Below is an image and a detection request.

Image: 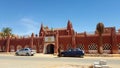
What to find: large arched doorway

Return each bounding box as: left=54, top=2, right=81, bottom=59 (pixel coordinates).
left=46, top=44, right=54, bottom=54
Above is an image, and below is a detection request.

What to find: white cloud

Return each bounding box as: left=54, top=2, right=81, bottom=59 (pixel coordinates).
left=17, top=18, right=40, bottom=35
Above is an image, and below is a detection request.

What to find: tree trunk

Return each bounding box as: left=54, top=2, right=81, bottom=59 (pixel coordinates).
left=98, top=34, right=103, bottom=54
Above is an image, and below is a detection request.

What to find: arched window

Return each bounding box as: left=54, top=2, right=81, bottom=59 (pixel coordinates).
left=39, top=45, right=42, bottom=53
left=76, top=44, right=84, bottom=50
left=117, top=43, right=120, bottom=53
left=39, top=45, right=42, bottom=49
left=88, top=43, right=98, bottom=54
left=103, top=43, right=111, bottom=54
left=24, top=45, right=29, bottom=48
left=17, top=45, right=22, bottom=50
left=67, top=44, right=72, bottom=50
left=10, top=45, right=15, bottom=52
left=0, top=45, right=2, bottom=52
left=117, top=43, right=120, bottom=49
left=33, top=45, right=37, bottom=52
left=33, top=45, right=36, bottom=50
left=59, top=44, right=64, bottom=52
left=1, top=45, right=5, bottom=52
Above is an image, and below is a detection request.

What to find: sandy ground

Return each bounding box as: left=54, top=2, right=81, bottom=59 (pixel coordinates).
left=0, top=52, right=120, bottom=68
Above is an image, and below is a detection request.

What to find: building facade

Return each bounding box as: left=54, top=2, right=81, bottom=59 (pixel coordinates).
left=0, top=20, right=120, bottom=54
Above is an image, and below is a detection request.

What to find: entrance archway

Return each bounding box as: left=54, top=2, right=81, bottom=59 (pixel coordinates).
left=46, top=44, right=54, bottom=54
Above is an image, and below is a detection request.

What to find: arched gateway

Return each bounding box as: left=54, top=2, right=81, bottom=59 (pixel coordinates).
left=46, top=44, right=54, bottom=54
left=43, top=44, right=55, bottom=54
left=43, top=35, right=56, bottom=54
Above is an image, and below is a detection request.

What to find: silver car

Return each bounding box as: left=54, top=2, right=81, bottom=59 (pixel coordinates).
left=15, top=48, right=35, bottom=56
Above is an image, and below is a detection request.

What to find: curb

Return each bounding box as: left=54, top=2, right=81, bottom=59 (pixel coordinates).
left=85, top=54, right=120, bottom=57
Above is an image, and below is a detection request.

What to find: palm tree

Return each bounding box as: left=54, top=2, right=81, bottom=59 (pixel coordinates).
left=0, top=27, right=12, bottom=52
left=96, top=22, right=104, bottom=54
left=0, top=27, right=12, bottom=38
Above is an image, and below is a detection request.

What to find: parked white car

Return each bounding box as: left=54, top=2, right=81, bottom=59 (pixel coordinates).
left=15, top=48, right=35, bottom=56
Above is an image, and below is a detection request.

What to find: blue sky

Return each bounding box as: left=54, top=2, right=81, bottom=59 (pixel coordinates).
left=0, top=0, right=120, bottom=36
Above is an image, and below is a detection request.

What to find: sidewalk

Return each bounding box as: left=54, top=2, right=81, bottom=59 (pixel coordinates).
left=0, top=52, right=15, bottom=56
left=35, top=53, right=57, bottom=57
left=85, top=54, right=120, bottom=57
left=0, top=52, right=57, bottom=57
left=0, top=52, right=120, bottom=57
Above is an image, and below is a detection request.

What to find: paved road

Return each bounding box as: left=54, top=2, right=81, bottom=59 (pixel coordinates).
left=0, top=54, right=120, bottom=68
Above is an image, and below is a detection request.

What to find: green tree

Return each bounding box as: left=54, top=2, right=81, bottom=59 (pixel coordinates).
left=0, top=27, right=12, bottom=38
left=0, top=27, right=13, bottom=52
left=96, top=22, right=104, bottom=54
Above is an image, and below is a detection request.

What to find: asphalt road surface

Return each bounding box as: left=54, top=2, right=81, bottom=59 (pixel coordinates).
left=0, top=54, right=120, bottom=68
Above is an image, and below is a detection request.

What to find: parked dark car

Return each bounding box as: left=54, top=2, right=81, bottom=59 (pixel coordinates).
left=60, top=48, right=84, bottom=57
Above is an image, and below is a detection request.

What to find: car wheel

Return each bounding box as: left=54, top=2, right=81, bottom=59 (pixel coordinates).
left=26, top=53, right=30, bottom=56
left=80, top=55, right=84, bottom=58
left=31, top=54, right=34, bottom=56
left=61, top=54, right=64, bottom=57
left=15, top=53, right=19, bottom=56
left=57, top=53, right=62, bottom=57
left=76, top=55, right=79, bottom=57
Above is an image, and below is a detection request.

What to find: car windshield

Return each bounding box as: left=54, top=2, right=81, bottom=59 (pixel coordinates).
left=75, top=48, right=81, bottom=51
left=19, top=49, right=24, bottom=51
left=25, top=49, right=28, bottom=51
left=67, top=48, right=82, bottom=52
left=68, top=49, right=73, bottom=51
left=68, top=49, right=72, bottom=51
left=29, top=48, right=32, bottom=50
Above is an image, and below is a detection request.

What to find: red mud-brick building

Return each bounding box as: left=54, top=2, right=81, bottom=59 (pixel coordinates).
left=0, top=20, right=120, bottom=54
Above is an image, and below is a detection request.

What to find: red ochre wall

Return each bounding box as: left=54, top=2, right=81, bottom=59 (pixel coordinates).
left=0, top=21, right=120, bottom=54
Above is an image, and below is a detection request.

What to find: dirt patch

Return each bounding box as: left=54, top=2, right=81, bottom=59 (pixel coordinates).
left=49, top=64, right=90, bottom=68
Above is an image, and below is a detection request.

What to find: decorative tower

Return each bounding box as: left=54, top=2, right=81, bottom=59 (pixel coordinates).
left=30, top=33, right=34, bottom=49
left=67, top=20, right=73, bottom=35
left=39, top=23, right=44, bottom=37
left=67, top=20, right=76, bottom=48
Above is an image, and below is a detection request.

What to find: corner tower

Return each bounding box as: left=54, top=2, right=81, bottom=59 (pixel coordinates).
left=39, top=23, right=44, bottom=37
left=67, top=20, right=74, bottom=35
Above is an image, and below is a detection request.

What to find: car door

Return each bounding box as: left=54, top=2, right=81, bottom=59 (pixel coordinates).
left=23, top=49, right=28, bottom=55
left=75, top=49, right=80, bottom=56
left=76, top=48, right=84, bottom=56
left=17, top=49, right=23, bottom=55
left=72, top=49, right=77, bottom=57
left=67, top=49, right=72, bottom=56
left=68, top=49, right=74, bottom=57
